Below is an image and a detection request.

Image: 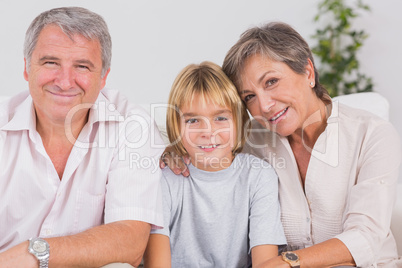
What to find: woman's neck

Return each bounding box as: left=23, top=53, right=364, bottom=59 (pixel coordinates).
left=289, top=99, right=331, bottom=149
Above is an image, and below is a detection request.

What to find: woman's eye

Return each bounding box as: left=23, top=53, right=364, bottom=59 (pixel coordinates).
left=266, top=78, right=278, bottom=87
left=185, top=118, right=198, bottom=124
left=244, top=94, right=255, bottom=103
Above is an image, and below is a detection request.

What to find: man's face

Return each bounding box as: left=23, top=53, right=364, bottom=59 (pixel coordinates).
left=24, top=24, right=110, bottom=125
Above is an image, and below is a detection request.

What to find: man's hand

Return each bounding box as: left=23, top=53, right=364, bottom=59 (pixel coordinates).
left=0, top=220, right=150, bottom=268
left=0, top=241, right=38, bottom=268
left=159, top=147, right=191, bottom=177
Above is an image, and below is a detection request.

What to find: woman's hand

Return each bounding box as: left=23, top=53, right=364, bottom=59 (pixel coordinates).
left=159, top=146, right=191, bottom=177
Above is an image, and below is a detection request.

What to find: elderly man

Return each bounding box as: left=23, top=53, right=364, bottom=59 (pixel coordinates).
left=0, top=7, right=163, bottom=268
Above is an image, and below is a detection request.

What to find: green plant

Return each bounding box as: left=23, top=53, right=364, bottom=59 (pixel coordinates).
left=311, top=0, right=373, bottom=97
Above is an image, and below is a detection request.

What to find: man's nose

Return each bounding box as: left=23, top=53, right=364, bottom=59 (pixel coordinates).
left=55, top=67, right=74, bottom=90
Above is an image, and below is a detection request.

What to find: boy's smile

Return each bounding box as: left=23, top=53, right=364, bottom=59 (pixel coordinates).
left=180, top=95, right=236, bottom=172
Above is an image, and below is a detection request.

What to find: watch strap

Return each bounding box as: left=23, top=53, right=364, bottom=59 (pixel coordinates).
left=39, top=257, right=49, bottom=268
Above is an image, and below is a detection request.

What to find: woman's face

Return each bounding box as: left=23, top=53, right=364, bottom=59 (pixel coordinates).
left=239, top=54, right=317, bottom=137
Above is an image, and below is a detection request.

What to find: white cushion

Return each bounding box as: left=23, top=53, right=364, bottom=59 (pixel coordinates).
left=333, top=92, right=389, bottom=121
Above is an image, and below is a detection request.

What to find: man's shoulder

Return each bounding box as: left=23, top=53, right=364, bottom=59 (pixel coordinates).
left=99, top=88, right=151, bottom=119
left=0, top=91, right=30, bottom=126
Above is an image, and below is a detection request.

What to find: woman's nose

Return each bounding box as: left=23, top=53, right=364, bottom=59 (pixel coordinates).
left=259, top=98, right=276, bottom=114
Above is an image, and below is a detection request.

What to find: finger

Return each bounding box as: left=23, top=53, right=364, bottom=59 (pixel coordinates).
left=159, top=158, right=166, bottom=168
left=176, top=157, right=188, bottom=174
left=182, top=155, right=191, bottom=165
left=182, top=166, right=190, bottom=177
left=163, top=152, right=182, bottom=174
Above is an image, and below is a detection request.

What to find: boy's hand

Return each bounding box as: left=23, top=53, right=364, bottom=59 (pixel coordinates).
left=159, top=147, right=191, bottom=177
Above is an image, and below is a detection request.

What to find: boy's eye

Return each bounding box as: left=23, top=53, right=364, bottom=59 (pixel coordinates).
left=185, top=118, right=198, bottom=124
left=215, top=116, right=228, bottom=121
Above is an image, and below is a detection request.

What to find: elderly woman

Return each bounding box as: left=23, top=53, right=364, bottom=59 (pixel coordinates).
left=162, top=22, right=401, bottom=267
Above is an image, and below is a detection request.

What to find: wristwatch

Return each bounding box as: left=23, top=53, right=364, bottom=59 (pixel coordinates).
left=28, top=237, right=50, bottom=268
left=281, top=251, right=300, bottom=268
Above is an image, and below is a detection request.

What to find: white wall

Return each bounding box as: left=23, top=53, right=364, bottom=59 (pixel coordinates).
left=1, top=0, right=402, bottom=180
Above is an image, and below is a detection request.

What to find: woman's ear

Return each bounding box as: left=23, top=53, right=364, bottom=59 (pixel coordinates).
left=305, top=58, right=315, bottom=81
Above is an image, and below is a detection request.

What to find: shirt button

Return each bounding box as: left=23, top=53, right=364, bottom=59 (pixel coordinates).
left=46, top=229, right=52, bottom=235
left=307, top=237, right=311, bottom=241
left=380, top=180, right=385, bottom=184
left=306, top=217, right=310, bottom=222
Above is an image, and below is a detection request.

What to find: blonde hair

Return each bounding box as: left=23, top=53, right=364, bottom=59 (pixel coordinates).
left=166, top=61, right=249, bottom=157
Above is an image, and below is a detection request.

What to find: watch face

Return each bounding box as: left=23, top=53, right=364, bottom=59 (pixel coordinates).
left=285, top=252, right=298, bottom=261
left=33, top=241, right=47, bottom=253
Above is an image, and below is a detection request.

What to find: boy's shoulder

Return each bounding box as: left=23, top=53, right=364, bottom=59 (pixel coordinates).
left=234, top=153, right=275, bottom=171
left=161, top=167, right=186, bottom=183
left=233, top=153, right=278, bottom=183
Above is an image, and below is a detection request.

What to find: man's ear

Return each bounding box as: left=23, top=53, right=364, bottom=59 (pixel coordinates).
left=23, top=58, right=29, bottom=81
left=100, top=68, right=111, bottom=89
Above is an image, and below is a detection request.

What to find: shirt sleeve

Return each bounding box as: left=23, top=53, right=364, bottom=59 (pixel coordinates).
left=104, top=112, right=165, bottom=229
left=151, top=172, right=172, bottom=237
left=335, top=121, right=401, bottom=267
left=249, top=160, right=287, bottom=251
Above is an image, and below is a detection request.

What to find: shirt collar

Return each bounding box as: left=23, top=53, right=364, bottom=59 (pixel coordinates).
left=1, top=91, right=124, bottom=133
left=87, top=91, right=124, bottom=124
left=1, top=93, right=36, bottom=132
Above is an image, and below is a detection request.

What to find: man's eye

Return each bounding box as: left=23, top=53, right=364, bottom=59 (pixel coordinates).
left=78, top=65, right=89, bottom=70
left=185, top=118, right=198, bottom=124
left=44, top=61, right=57, bottom=65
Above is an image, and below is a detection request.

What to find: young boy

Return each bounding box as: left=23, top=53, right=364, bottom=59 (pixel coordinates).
left=144, top=62, right=286, bottom=267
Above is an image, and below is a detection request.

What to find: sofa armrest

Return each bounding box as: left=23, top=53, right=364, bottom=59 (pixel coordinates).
left=391, top=184, right=402, bottom=255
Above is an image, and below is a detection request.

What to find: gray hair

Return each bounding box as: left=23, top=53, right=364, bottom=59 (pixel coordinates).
left=222, top=22, right=330, bottom=103
left=24, top=7, right=112, bottom=77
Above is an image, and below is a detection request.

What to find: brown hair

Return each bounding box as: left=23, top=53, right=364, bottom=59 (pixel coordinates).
left=222, top=21, right=330, bottom=104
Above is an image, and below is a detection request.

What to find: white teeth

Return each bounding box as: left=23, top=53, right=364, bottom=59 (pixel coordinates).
left=270, top=107, right=288, bottom=121
left=200, top=144, right=217, bottom=149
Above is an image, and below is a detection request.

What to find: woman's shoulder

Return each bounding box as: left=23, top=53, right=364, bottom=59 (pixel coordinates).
left=336, top=102, right=392, bottom=128
left=335, top=103, right=399, bottom=141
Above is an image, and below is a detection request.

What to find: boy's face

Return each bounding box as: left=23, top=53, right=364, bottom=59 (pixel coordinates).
left=180, top=95, right=236, bottom=172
